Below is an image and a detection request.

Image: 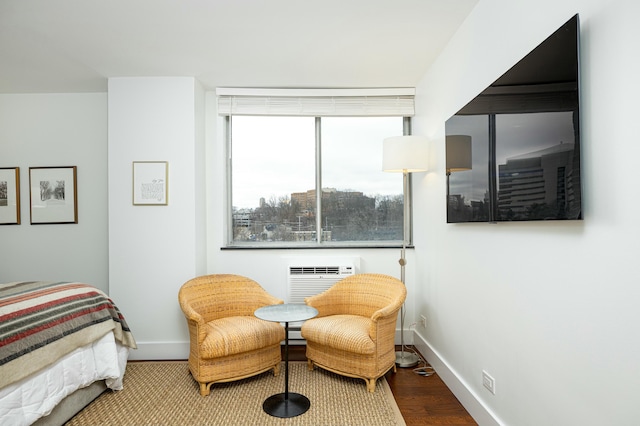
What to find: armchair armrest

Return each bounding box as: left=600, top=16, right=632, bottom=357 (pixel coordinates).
left=371, top=298, right=403, bottom=322
left=369, top=303, right=403, bottom=340
left=179, top=298, right=205, bottom=324
left=254, top=293, right=284, bottom=308
left=304, top=291, right=343, bottom=317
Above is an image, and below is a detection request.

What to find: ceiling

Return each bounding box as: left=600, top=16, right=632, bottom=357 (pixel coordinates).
left=0, top=0, right=477, bottom=94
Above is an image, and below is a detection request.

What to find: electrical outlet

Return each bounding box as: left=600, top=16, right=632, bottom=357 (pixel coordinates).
left=482, top=370, right=496, bottom=394
left=420, top=315, right=427, bottom=328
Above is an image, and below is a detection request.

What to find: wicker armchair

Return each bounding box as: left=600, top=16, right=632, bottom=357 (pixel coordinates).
left=301, top=273, right=406, bottom=392
left=178, top=274, right=285, bottom=396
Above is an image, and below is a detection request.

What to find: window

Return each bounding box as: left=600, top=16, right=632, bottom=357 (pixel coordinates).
left=218, top=88, right=416, bottom=247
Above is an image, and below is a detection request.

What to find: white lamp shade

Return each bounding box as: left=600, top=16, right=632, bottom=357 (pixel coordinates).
left=446, top=135, right=472, bottom=172
left=382, top=136, right=429, bottom=173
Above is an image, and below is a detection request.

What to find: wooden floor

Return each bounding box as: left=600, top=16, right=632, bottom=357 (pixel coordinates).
left=287, top=345, right=477, bottom=426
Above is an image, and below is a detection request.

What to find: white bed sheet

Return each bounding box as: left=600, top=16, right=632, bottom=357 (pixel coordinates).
left=0, top=332, right=129, bottom=426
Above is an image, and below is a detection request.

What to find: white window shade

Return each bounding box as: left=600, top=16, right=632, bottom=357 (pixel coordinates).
left=216, top=88, right=415, bottom=117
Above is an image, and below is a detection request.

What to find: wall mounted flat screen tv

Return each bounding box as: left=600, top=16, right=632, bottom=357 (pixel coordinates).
left=445, top=14, right=581, bottom=223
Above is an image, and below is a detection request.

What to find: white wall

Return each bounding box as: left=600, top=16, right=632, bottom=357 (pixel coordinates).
left=108, top=77, right=206, bottom=360
left=0, top=93, right=109, bottom=292
left=412, top=1, right=640, bottom=425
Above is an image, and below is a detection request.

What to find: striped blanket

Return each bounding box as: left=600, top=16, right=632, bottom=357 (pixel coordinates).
left=0, top=281, right=137, bottom=389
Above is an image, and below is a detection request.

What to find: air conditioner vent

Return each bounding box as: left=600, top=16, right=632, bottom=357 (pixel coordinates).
left=287, top=264, right=355, bottom=304
left=289, top=266, right=341, bottom=275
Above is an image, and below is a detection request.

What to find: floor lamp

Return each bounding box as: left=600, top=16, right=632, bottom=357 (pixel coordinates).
left=382, top=135, right=429, bottom=368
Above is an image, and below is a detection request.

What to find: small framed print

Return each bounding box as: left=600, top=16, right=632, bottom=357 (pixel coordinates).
left=29, top=166, right=78, bottom=225
left=133, top=161, right=168, bottom=206
left=0, top=167, right=21, bottom=225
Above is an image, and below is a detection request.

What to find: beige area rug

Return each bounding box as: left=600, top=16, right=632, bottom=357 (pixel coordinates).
left=66, top=361, right=405, bottom=425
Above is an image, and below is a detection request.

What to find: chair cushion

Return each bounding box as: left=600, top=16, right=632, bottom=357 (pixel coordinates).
left=200, top=316, right=284, bottom=359
left=301, top=314, right=375, bottom=355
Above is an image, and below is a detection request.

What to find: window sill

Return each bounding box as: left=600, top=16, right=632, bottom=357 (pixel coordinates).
left=221, top=242, right=415, bottom=250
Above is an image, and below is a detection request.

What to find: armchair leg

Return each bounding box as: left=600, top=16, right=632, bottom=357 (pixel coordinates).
left=199, top=382, right=212, bottom=397
left=365, top=378, right=376, bottom=393
left=307, top=359, right=315, bottom=371
left=273, top=362, right=281, bottom=377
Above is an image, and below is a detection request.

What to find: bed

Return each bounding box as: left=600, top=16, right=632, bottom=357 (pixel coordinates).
left=0, top=281, right=137, bottom=426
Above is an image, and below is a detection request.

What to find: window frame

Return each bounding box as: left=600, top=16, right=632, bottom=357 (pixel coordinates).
left=217, top=87, right=417, bottom=249
left=223, top=115, right=417, bottom=249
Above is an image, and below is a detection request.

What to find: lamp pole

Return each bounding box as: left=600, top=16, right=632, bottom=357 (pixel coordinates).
left=395, top=169, right=419, bottom=367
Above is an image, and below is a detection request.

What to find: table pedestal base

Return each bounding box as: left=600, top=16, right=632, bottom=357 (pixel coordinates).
left=263, top=392, right=310, bottom=418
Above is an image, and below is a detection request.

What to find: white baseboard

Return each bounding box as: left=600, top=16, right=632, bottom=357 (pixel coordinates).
left=128, top=341, right=189, bottom=361
left=412, top=331, right=503, bottom=426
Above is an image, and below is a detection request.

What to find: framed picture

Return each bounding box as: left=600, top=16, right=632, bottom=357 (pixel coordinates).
left=29, top=166, right=78, bottom=224
left=0, top=167, right=21, bottom=225
left=132, top=161, right=168, bottom=205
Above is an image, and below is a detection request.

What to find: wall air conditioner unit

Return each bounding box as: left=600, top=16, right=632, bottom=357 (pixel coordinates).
left=286, top=263, right=356, bottom=341
left=287, top=265, right=355, bottom=304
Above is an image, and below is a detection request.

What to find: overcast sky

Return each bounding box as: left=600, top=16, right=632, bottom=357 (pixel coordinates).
left=231, top=116, right=405, bottom=209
